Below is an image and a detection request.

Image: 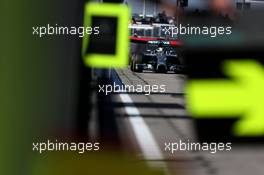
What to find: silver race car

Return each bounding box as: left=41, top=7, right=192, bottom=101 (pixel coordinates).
left=130, top=40, right=186, bottom=73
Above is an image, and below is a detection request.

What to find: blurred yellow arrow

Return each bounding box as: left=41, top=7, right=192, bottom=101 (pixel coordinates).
left=187, top=60, right=264, bottom=137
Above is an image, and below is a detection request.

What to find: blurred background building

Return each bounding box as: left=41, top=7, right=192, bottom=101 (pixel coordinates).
left=125, top=0, right=264, bottom=16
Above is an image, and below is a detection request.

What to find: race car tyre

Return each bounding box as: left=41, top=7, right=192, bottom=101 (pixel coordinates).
left=130, top=55, right=136, bottom=71
left=133, top=55, right=143, bottom=73
left=130, top=61, right=135, bottom=71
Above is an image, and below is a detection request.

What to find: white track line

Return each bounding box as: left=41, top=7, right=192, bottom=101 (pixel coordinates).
left=119, top=94, right=164, bottom=161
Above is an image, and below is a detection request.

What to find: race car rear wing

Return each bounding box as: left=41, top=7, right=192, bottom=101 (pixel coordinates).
left=130, top=36, right=182, bottom=47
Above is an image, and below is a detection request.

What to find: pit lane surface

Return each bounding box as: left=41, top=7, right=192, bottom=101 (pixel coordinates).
left=111, top=68, right=264, bottom=175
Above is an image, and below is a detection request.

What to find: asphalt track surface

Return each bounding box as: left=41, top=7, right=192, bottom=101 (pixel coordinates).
left=111, top=68, right=264, bottom=175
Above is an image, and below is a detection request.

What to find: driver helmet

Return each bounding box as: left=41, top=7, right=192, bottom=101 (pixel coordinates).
left=156, top=43, right=163, bottom=52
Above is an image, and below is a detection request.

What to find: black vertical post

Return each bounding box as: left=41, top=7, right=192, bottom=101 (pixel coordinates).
left=76, top=0, right=92, bottom=140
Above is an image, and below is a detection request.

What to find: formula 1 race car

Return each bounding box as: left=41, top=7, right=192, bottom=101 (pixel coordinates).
left=130, top=40, right=186, bottom=73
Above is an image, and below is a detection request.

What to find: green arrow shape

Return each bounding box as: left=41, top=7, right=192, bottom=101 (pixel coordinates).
left=187, top=60, right=264, bottom=137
